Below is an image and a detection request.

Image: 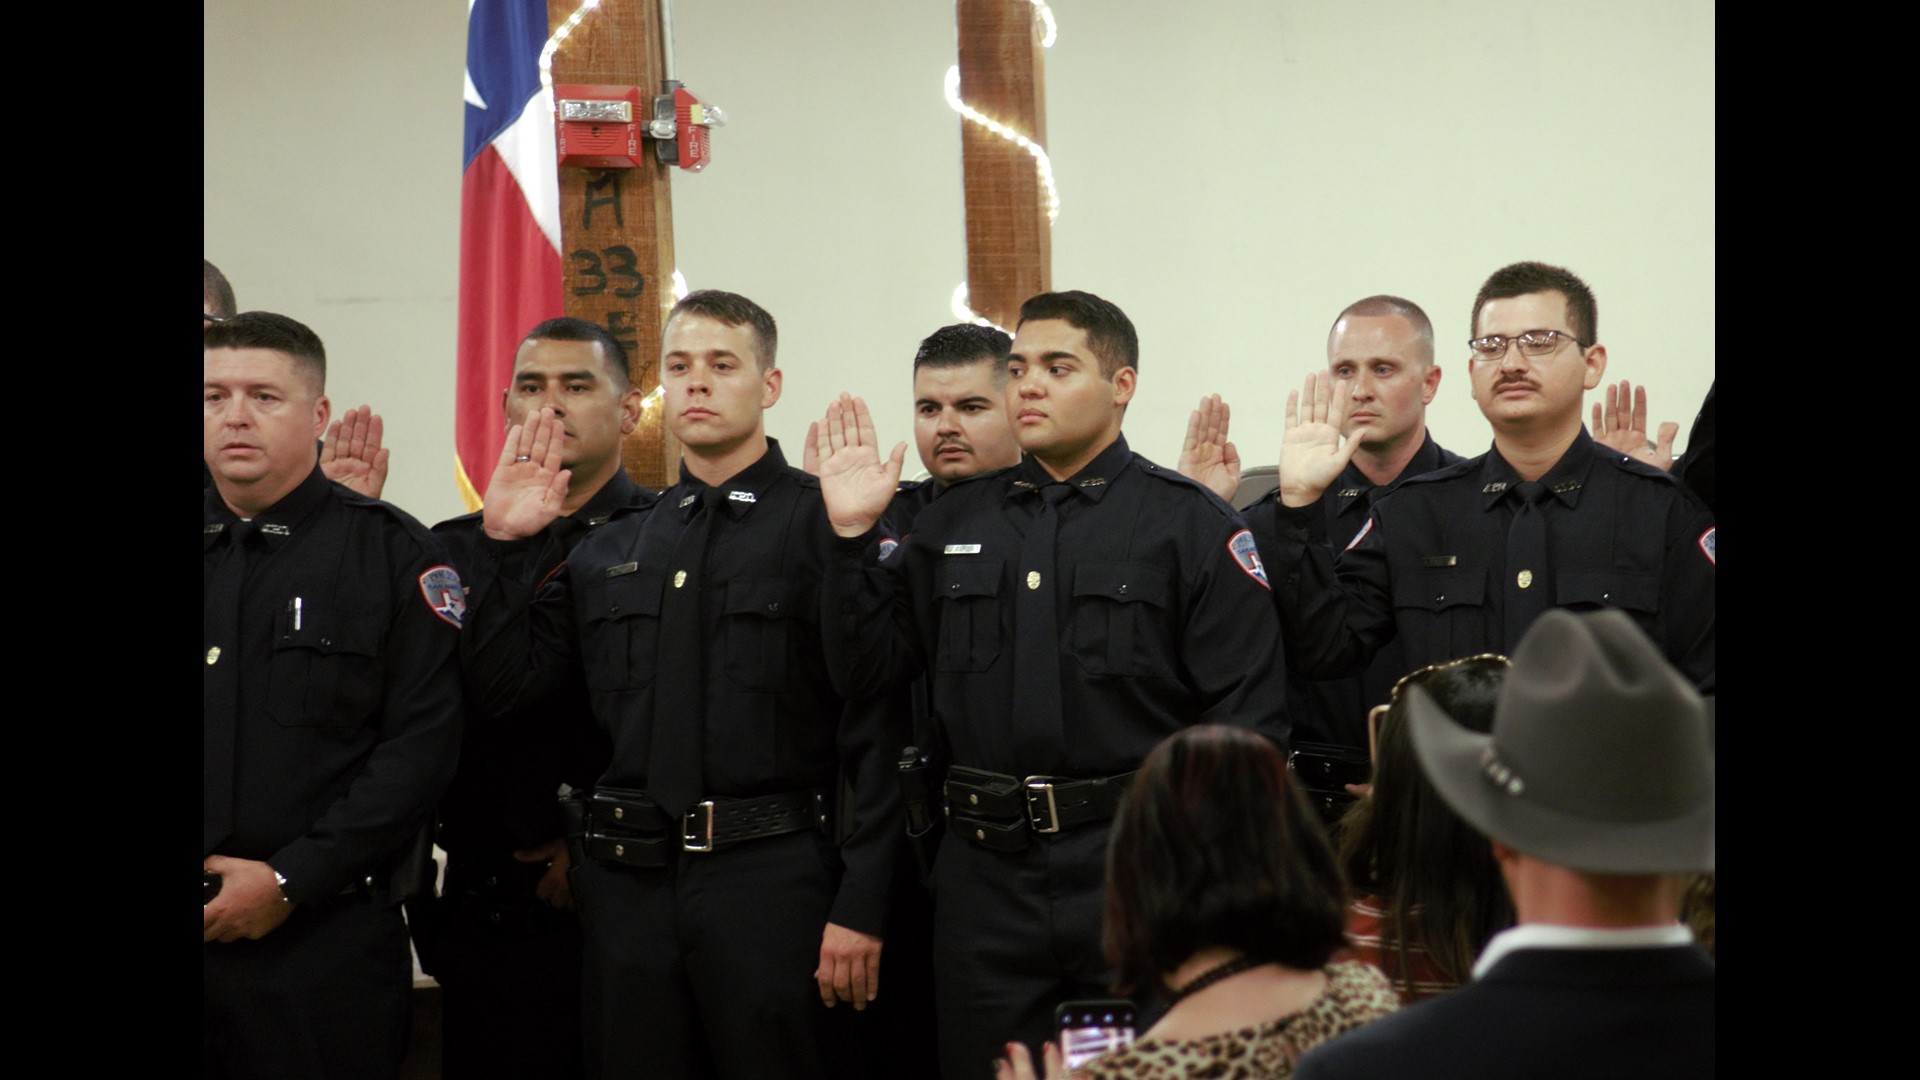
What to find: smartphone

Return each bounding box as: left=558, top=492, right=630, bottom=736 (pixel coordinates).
left=1054, top=999, right=1137, bottom=1070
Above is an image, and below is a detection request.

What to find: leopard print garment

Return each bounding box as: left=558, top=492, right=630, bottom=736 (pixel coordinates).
left=1075, top=962, right=1400, bottom=1079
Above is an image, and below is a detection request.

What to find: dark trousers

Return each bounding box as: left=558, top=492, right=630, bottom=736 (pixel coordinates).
left=433, top=858, right=586, bottom=1080
left=848, top=834, right=940, bottom=1078
left=931, top=826, right=1120, bottom=1080
left=203, top=896, right=411, bottom=1080
left=572, top=830, right=849, bottom=1080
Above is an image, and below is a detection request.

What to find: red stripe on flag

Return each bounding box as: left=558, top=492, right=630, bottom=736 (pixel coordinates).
left=455, top=145, right=563, bottom=507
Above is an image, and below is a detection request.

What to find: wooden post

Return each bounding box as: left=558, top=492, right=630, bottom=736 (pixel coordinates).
left=548, top=0, right=679, bottom=489
left=956, top=0, right=1052, bottom=330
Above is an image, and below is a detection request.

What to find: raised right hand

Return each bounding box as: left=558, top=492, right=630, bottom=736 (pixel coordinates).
left=815, top=394, right=905, bottom=538
left=482, top=407, right=572, bottom=541
left=1278, top=372, right=1358, bottom=508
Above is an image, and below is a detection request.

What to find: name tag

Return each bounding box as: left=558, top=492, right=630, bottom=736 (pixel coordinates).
left=943, top=544, right=982, bottom=555
left=605, top=562, right=639, bottom=578
left=1419, top=555, right=1458, bottom=567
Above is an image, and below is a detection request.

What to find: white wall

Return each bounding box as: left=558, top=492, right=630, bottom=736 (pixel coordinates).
left=206, top=1, right=1714, bottom=525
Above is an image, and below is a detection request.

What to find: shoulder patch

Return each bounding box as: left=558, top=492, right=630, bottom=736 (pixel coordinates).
left=1697, top=527, right=1714, bottom=566
left=419, top=565, right=467, bottom=628
left=877, top=537, right=899, bottom=563
left=1345, top=516, right=1376, bottom=553
left=1228, top=529, right=1271, bottom=590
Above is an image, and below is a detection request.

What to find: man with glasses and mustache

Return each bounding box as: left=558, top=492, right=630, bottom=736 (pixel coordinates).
left=1262, top=262, right=1714, bottom=692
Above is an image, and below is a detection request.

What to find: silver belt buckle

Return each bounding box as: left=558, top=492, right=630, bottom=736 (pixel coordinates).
left=681, top=801, right=717, bottom=852
left=1024, top=777, right=1061, bottom=834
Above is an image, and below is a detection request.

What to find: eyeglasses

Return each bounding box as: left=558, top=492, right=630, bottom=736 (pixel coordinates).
left=1366, top=653, right=1510, bottom=765
left=1466, top=329, right=1588, bottom=361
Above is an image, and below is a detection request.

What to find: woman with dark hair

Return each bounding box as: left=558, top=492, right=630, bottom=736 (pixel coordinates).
left=1334, top=656, right=1516, bottom=1003
left=1001, top=724, right=1399, bottom=1079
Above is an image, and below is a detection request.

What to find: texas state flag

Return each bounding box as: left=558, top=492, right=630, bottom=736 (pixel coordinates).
left=456, top=0, right=564, bottom=510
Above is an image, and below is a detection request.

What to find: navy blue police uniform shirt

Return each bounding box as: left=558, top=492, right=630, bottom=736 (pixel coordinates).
left=431, top=469, right=652, bottom=858
left=203, top=465, right=465, bottom=904
left=1243, top=430, right=1462, bottom=747
left=1258, top=427, right=1715, bottom=693
left=827, top=434, right=1290, bottom=779
left=460, top=440, right=897, bottom=935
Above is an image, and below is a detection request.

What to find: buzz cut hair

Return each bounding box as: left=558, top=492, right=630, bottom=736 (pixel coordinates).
left=1331, top=294, right=1436, bottom=366
left=1016, top=290, right=1140, bottom=379
left=204, top=311, right=326, bottom=394
left=668, top=290, right=779, bottom=370
left=913, top=323, right=1013, bottom=387
left=203, top=259, right=237, bottom=320
left=522, top=316, right=633, bottom=391
left=1472, top=262, right=1598, bottom=346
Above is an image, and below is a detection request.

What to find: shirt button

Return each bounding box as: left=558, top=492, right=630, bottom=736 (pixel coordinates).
left=1117, top=584, right=1129, bottom=595
left=767, top=601, right=781, bottom=613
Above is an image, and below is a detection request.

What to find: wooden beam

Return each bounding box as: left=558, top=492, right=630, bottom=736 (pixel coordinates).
left=956, top=0, right=1051, bottom=330
left=548, top=0, right=679, bottom=489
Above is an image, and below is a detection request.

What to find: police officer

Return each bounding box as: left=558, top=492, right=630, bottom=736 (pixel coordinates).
left=463, top=291, right=898, bottom=1080
left=428, top=317, right=651, bottom=1079
left=203, top=312, right=463, bottom=1079
left=816, top=291, right=1290, bottom=1079
left=1263, top=261, right=1714, bottom=692
left=1189, top=296, right=1464, bottom=755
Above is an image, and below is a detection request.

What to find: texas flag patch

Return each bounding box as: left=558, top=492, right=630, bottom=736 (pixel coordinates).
left=1228, top=529, right=1270, bottom=590
left=1698, top=527, right=1715, bottom=566
left=419, top=565, right=467, bottom=628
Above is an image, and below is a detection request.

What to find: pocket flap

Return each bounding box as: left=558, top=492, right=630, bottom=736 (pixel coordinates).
left=1558, top=570, right=1661, bottom=613
left=584, top=572, right=663, bottom=622
left=1392, top=566, right=1487, bottom=612
left=1071, top=562, right=1169, bottom=606
left=722, top=577, right=796, bottom=618
left=935, top=557, right=1003, bottom=600
left=273, top=604, right=380, bottom=655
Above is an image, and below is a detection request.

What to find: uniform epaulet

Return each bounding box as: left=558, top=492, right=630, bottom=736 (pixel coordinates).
left=1598, top=448, right=1684, bottom=486
left=945, top=465, right=1015, bottom=493
left=603, top=500, right=654, bottom=522
left=1395, top=455, right=1481, bottom=488
left=430, top=509, right=485, bottom=535
left=894, top=476, right=933, bottom=495
left=1130, top=454, right=1238, bottom=517
left=787, top=468, right=822, bottom=490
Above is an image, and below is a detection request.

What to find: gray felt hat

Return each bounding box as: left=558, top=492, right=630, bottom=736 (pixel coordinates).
left=1406, top=609, right=1714, bottom=875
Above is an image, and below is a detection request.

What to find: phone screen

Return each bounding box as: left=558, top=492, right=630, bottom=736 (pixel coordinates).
left=1055, top=1000, right=1137, bottom=1070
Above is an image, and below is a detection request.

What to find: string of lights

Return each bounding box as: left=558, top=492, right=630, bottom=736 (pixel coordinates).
left=947, top=0, right=1059, bottom=330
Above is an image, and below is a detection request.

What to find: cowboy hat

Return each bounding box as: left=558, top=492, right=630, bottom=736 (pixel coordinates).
left=1406, top=609, right=1713, bottom=874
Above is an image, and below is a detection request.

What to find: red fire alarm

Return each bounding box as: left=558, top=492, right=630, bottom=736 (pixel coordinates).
left=648, top=82, right=724, bottom=172
left=554, top=84, right=645, bottom=169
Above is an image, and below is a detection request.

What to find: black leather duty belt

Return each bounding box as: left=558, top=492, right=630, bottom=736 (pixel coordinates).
left=576, top=787, right=830, bottom=870
left=943, top=766, right=1136, bottom=853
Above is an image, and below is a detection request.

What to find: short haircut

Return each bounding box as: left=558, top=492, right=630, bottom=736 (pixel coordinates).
left=913, top=324, right=1012, bottom=386
left=203, top=259, right=237, bottom=319
left=1331, top=294, right=1436, bottom=366
left=1103, top=725, right=1348, bottom=995
left=522, top=316, right=633, bottom=391
left=1016, top=290, right=1139, bottom=378
left=1471, top=261, right=1598, bottom=345
left=668, top=289, right=778, bottom=370
left=204, top=311, right=327, bottom=393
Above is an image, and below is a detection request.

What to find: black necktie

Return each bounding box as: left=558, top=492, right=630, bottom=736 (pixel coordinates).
left=1503, top=481, right=1551, bottom=653
left=203, top=520, right=255, bottom=855
left=1013, top=484, right=1073, bottom=768
left=649, top=489, right=720, bottom=818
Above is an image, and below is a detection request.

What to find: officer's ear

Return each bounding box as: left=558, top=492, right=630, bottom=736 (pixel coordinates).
left=1581, top=345, right=1608, bottom=390
left=1421, top=363, right=1443, bottom=405
left=1110, top=366, right=1137, bottom=407
left=761, top=366, right=783, bottom=410
left=312, top=394, right=332, bottom=440
left=618, top=385, right=644, bottom=435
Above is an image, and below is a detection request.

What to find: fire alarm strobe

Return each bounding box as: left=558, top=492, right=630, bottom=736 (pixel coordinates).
left=554, top=82, right=726, bottom=171
left=555, top=84, right=645, bottom=169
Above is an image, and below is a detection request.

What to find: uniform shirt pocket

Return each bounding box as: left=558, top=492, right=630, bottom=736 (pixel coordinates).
left=579, top=572, right=663, bottom=691
left=721, top=577, right=796, bottom=691
left=269, top=603, right=383, bottom=729
left=1070, top=562, right=1173, bottom=677
left=932, top=557, right=1004, bottom=673
left=1391, top=565, right=1490, bottom=663
left=1557, top=570, right=1661, bottom=618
